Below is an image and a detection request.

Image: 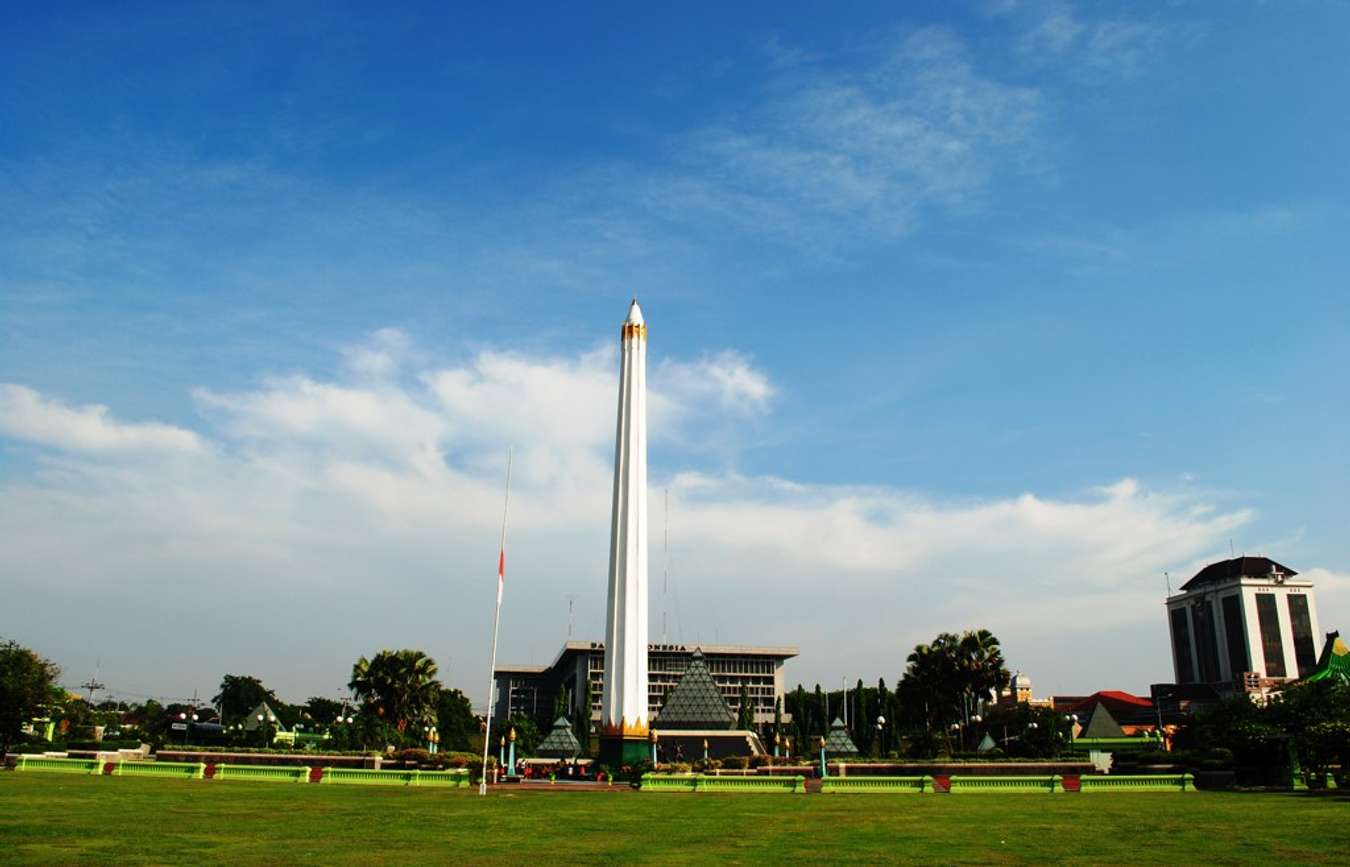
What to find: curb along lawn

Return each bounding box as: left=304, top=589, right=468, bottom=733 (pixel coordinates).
left=2, top=773, right=1346, bottom=865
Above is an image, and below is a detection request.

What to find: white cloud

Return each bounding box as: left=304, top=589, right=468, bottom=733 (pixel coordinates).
left=653, top=27, right=1046, bottom=241
left=1300, top=569, right=1350, bottom=638
left=1002, top=0, right=1166, bottom=79
left=342, top=327, right=415, bottom=379
left=3, top=332, right=1329, bottom=704
left=659, top=351, right=775, bottom=416
left=0, top=383, right=204, bottom=454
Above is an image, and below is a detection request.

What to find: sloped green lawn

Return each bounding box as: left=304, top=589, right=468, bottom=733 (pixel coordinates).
left=1, top=773, right=1345, bottom=864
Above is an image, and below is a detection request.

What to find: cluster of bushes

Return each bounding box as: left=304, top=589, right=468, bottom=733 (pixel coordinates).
left=155, top=744, right=382, bottom=756
left=1114, top=747, right=1234, bottom=772
left=2, top=738, right=146, bottom=755
left=65, top=739, right=144, bottom=751
left=385, top=749, right=491, bottom=770
left=1174, top=678, right=1349, bottom=788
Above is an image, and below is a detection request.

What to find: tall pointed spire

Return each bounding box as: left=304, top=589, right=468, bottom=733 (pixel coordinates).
left=600, top=298, right=650, bottom=764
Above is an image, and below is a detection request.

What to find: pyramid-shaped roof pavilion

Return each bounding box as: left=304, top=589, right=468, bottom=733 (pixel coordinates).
left=242, top=702, right=287, bottom=732
left=654, top=649, right=734, bottom=730
left=537, top=716, right=582, bottom=758
left=824, top=718, right=859, bottom=755
left=1080, top=702, right=1126, bottom=738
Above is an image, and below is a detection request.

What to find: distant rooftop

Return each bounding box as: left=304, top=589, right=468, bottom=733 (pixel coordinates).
left=1180, top=556, right=1298, bottom=592
left=544, top=640, right=799, bottom=671
left=494, top=640, right=799, bottom=680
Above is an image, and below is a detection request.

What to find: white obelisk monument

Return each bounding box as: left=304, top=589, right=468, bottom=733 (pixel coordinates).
left=599, top=299, right=650, bottom=766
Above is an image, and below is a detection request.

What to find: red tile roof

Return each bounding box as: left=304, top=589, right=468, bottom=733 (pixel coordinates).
left=1068, top=690, right=1153, bottom=714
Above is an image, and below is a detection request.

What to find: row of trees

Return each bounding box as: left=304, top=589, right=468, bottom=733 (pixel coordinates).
left=210, top=650, right=479, bottom=753
left=1177, top=676, right=1349, bottom=785
left=1, top=638, right=483, bottom=757
left=780, top=629, right=1012, bottom=757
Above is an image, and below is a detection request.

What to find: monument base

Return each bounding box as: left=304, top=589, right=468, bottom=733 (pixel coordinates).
left=598, top=735, right=650, bottom=768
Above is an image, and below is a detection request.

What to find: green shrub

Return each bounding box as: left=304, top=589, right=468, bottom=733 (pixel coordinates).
left=430, top=750, right=487, bottom=769
left=65, top=739, right=143, bottom=751
left=153, top=744, right=381, bottom=756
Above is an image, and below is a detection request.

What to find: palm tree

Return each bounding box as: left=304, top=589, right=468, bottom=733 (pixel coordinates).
left=349, top=649, right=441, bottom=732
left=899, top=629, right=1009, bottom=736
left=957, top=629, right=1010, bottom=711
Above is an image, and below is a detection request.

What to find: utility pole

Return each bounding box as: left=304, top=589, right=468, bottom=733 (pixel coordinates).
left=80, top=673, right=106, bottom=704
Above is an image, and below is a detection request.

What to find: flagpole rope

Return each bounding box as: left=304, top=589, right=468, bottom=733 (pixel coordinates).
left=479, top=447, right=512, bottom=796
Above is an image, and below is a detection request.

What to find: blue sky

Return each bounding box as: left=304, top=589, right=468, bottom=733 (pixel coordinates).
left=2, top=1, right=1348, bottom=709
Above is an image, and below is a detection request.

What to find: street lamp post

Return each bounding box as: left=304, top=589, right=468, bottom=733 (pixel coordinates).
left=255, top=712, right=275, bottom=748
left=649, top=729, right=659, bottom=766
left=178, top=711, right=198, bottom=746
left=875, top=715, right=886, bottom=757
left=818, top=735, right=827, bottom=778
left=1064, top=714, right=1078, bottom=751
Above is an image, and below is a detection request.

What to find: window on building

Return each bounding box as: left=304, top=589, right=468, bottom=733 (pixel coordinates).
left=1192, top=600, right=1221, bottom=682
left=1287, top=594, right=1317, bottom=678
left=1170, top=607, right=1195, bottom=682
left=1255, top=594, right=1286, bottom=678
left=1221, top=594, right=1249, bottom=678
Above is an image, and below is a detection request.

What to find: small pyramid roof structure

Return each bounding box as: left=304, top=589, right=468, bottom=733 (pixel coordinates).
left=654, top=649, right=734, bottom=730
left=977, top=733, right=997, bottom=752
left=1080, top=702, right=1126, bottom=738
left=537, top=716, right=582, bottom=758
left=242, top=701, right=287, bottom=732
left=1304, top=632, right=1350, bottom=684
left=824, top=718, right=859, bottom=755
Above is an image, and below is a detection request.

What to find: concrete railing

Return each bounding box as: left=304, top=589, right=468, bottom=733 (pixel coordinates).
left=820, top=776, right=930, bottom=793
left=945, top=775, right=1061, bottom=793
left=15, top=756, right=102, bottom=775
left=640, top=774, right=699, bottom=792
left=1077, top=774, right=1194, bottom=792
left=415, top=770, right=471, bottom=788
left=112, top=761, right=206, bottom=780
left=319, top=767, right=425, bottom=786
left=214, top=764, right=310, bottom=783
left=641, top=774, right=805, bottom=793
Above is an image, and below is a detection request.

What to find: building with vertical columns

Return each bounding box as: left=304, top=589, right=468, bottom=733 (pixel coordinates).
left=494, top=641, right=797, bottom=731
left=1165, top=556, right=1322, bottom=696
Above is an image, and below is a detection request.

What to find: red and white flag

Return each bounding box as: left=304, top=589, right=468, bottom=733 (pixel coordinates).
left=496, top=548, right=505, bottom=604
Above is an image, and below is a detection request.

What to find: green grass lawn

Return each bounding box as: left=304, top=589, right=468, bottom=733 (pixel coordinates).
left=1, top=773, right=1345, bottom=865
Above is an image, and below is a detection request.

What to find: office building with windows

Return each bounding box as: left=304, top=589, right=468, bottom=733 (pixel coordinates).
left=494, top=641, right=797, bottom=730
left=1165, top=556, right=1321, bottom=695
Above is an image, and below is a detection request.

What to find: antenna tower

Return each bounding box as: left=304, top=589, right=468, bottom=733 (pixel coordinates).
left=565, top=594, right=580, bottom=639
left=80, top=659, right=105, bottom=703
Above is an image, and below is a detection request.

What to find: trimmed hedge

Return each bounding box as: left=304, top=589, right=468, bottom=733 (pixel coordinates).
left=156, top=744, right=383, bottom=756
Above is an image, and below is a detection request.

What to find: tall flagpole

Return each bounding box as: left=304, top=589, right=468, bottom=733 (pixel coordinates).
left=479, top=447, right=513, bottom=796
